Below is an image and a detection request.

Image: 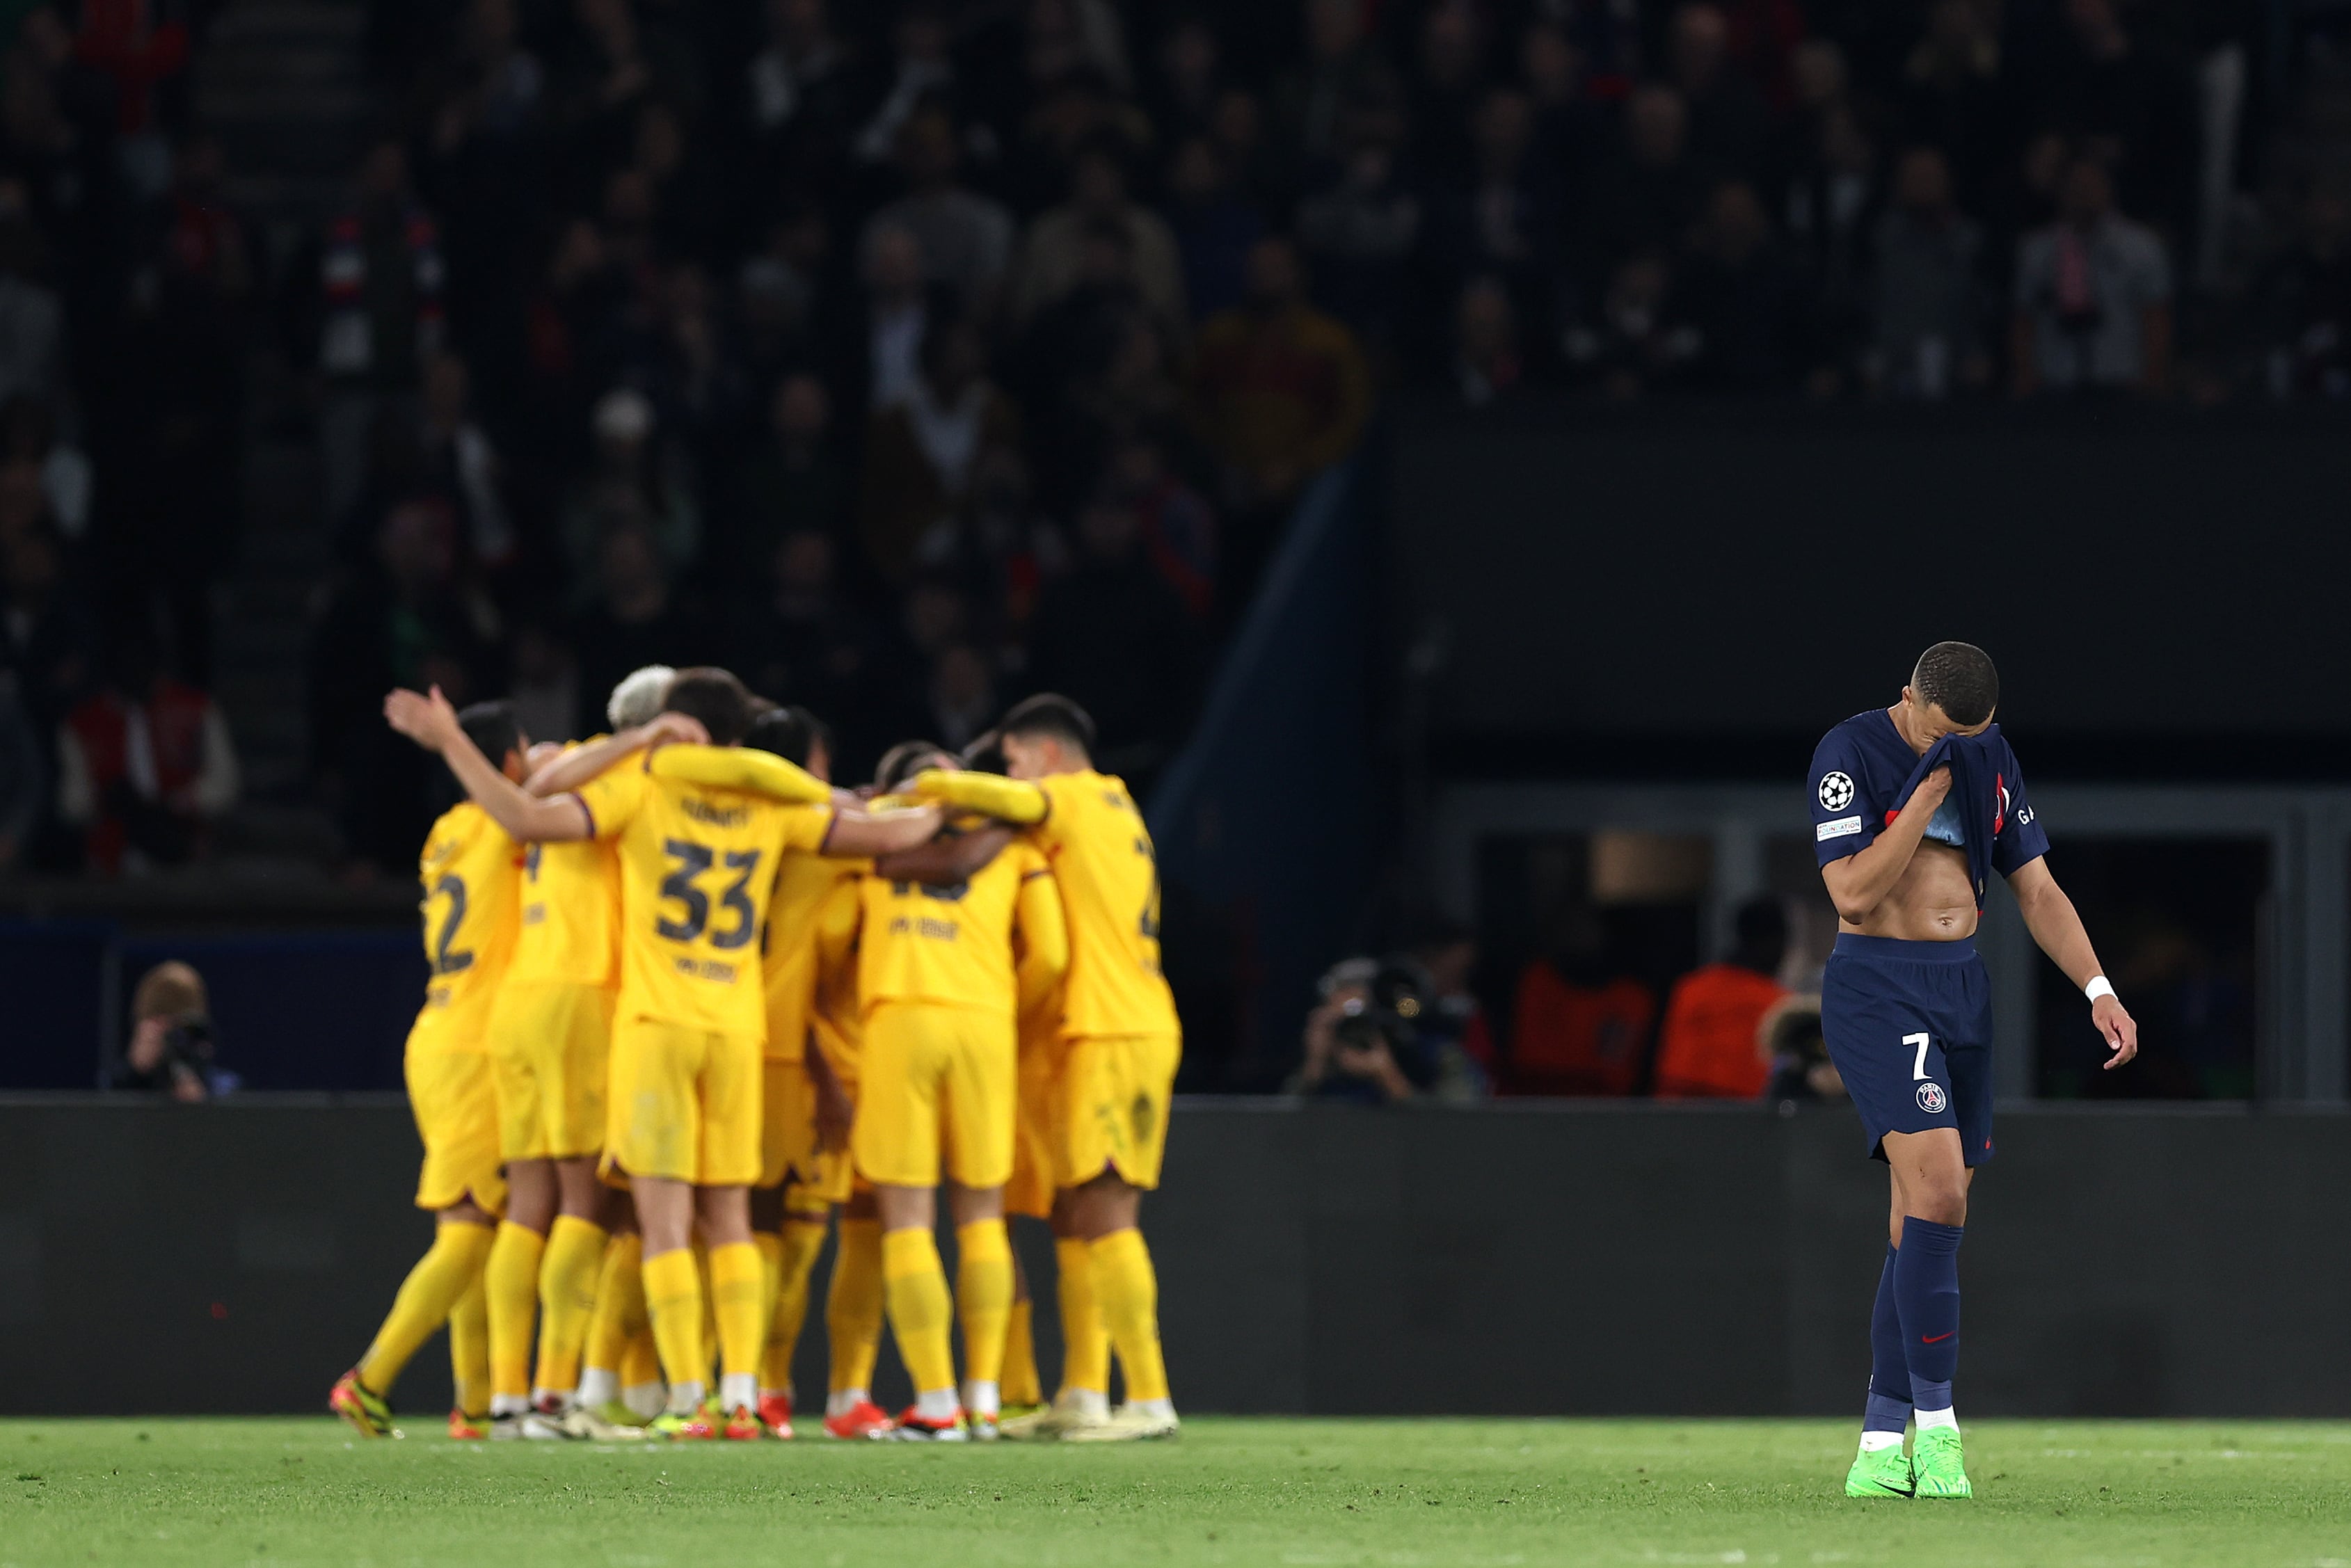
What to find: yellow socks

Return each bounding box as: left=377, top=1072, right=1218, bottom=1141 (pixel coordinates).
left=708, top=1240, right=766, bottom=1410
left=447, top=1270, right=491, bottom=1418
left=532, top=1216, right=606, bottom=1400
left=641, top=1245, right=707, bottom=1406
left=1090, top=1228, right=1170, bottom=1406
left=356, top=1219, right=493, bottom=1396
left=827, top=1217, right=884, bottom=1407
left=581, top=1232, right=644, bottom=1398
left=484, top=1221, right=545, bottom=1412
left=765, top=1219, right=827, bottom=1393
left=955, top=1219, right=1014, bottom=1414
left=881, top=1226, right=957, bottom=1400
left=1054, top=1236, right=1110, bottom=1398
left=1001, top=1295, right=1042, bottom=1408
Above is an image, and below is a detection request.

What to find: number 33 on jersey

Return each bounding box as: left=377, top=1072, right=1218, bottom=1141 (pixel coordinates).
left=575, top=756, right=836, bottom=1039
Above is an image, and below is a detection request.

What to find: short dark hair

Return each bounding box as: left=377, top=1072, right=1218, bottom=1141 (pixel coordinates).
left=875, top=737, right=955, bottom=793
left=663, top=666, right=752, bottom=746
left=744, top=707, right=812, bottom=765
left=1911, top=641, right=1999, bottom=727
left=457, top=700, right=524, bottom=767
left=997, top=693, right=1095, bottom=755
left=959, top=728, right=1005, bottom=774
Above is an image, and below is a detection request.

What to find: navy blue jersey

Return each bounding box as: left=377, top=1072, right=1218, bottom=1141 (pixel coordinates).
left=1809, top=709, right=2049, bottom=904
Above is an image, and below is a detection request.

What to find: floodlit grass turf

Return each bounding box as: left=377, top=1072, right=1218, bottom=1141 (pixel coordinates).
left=4, top=1418, right=2350, bottom=1568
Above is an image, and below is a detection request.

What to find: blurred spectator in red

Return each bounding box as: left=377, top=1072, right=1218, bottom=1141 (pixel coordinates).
left=1109, top=435, right=1215, bottom=618
left=2011, top=157, right=2171, bottom=397
left=862, top=104, right=1015, bottom=317
left=316, top=140, right=445, bottom=527
left=1867, top=147, right=1987, bottom=400
left=1504, top=906, right=1655, bottom=1096
left=860, top=314, right=1017, bottom=586
left=1653, top=897, right=1790, bottom=1098
left=58, top=634, right=238, bottom=874
left=1186, top=236, right=1369, bottom=536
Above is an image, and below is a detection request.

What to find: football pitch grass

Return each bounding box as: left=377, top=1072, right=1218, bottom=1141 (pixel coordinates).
left=5, top=1417, right=2349, bottom=1568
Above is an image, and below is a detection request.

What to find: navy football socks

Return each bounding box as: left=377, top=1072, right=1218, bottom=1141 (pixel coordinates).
left=1895, top=1216, right=1965, bottom=1409
left=1863, top=1242, right=1912, bottom=1434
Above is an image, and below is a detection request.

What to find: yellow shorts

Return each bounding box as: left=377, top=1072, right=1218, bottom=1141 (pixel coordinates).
left=1005, top=1033, right=1065, bottom=1219
left=488, top=981, right=615, bottom=1162
left=603, top=1016, right=762, bottom=1187
left=406, top=1046, right=506, bottom=1214
left=760, top=1057, right=820, bottom=1190
left=853, top=1000, right=1015, bottom=1190
left=1055, top=1032, right=1181, bottom=1191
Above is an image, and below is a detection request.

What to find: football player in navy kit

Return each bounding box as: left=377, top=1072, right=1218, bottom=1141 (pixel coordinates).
left=1808, top=641, right=2137, bottom=1501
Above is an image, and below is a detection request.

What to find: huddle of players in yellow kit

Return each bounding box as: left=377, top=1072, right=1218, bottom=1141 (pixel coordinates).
left=327, top=664, right=1182, bottom=1443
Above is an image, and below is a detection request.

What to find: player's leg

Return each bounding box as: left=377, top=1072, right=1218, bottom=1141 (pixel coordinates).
left=823, top=1186, right=889, bottom=1437
left=1886, top=1129, right=1972, bottom=1496
left=532, top=986, right=618, bottom=1431
left=1000, top=1240, right=1044, bottom=1415
left=943, top=1012, right=1017, bottom=1436
left=446, top=1265, right=491, bottom=1439
left=334, top=1199, right=496, bottom=1436
left=611, top=1018, right=717, bottom=1437
left=760, top=1185, right=830, bottom=1438
left=857, top=1002, right=966, bottom=1439
left=486, top=1158, right=555, bottom=1433
left=698, top=1030, right=773, bottom=1439
left=1060, top=1034, right=1179, bottom=1442
left=577, top=1211, right=650, bottom=1432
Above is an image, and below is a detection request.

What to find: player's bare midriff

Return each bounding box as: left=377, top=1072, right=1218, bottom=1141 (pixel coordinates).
left=1840, top=839, right=1977, bottom=942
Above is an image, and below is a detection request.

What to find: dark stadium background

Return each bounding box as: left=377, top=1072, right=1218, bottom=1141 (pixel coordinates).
left=0, top=0, right=2345, bottom=1416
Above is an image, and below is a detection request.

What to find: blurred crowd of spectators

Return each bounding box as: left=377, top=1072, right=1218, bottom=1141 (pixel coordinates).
left=3, top=0, right=2351, bottom=881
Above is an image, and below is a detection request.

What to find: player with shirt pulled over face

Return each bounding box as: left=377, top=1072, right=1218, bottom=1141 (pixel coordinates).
left=1808, top=642, right=2137, bottom=1500
left=386, top=669, right=943, bottom=1441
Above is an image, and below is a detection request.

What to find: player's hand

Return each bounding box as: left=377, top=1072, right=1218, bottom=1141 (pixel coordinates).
left=2093, top=993, right=2137, bottom=1069
left=383, top=685, right=460, bottom=750
left=1907, top=765, right=1953, bottom=814
left=641, top=711, right=709, bottom=748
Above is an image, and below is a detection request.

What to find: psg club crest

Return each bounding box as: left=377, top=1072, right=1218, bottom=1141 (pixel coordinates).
left=1819, top=771, right=1855, bottom=811
left=1915, top=1082, right=1948, bottom=1114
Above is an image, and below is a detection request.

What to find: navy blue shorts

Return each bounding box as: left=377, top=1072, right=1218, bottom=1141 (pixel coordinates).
left=1820, top=934, right=1995, bottom=1166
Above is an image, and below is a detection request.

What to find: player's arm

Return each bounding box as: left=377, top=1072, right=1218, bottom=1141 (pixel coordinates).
left=877, top=822, right=1016, bottom=886
left=1013, top=864, right=1070, bottom=1014
left=649, top=744, right=834, bottom=805
left=2006, top=856, right=2138, bottom=1069
left=385, top=686, right=593, bottom=842
left=905, top=768, right=1048, bottom=825
left=525, top=714, right=708, bottom=796
left=1819, top=766, right=1952, bottom=923
left=824, top=802, right=943, bottom=856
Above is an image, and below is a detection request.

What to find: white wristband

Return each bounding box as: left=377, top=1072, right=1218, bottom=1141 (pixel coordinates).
left=2084, top=975, right=2115, bottom=1004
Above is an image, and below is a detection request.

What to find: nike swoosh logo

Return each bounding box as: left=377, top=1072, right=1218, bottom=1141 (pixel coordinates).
left=1920, top=1331, right=1956, bottom=1344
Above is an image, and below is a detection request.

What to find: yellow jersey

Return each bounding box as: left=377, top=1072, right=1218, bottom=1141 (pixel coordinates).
left=811, top=871, right=865, bottom=1076
left=574, top=750, right=837, bottom=1039
left=508, top=833, right=621, bottom=989
left=1029, top=769, right=1179, bottom=1038
left=412, top=801, right=523, bottom=1053
left=856, top=838, right=1053, bottom=1017
left=762, top=852, right=860, bottom=1062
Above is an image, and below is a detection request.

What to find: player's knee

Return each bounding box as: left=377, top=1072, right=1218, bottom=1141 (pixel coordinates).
left=1905, top=1173, right=1968, bottom=1224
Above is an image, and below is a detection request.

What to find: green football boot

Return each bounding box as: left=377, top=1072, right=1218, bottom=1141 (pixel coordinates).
left=1844, top=1440, right=1914, bottom=1498
left=1911, top=1426, right=1973, bottom=1498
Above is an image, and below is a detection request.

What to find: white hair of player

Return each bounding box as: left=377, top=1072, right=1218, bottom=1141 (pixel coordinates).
left=607, top=665, right=676, bottom=730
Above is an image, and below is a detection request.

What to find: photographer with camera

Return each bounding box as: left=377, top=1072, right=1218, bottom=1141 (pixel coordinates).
left=1286, top=955, right=1485, bottom=1105
left=109, top=961, right=233, bottom=1102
